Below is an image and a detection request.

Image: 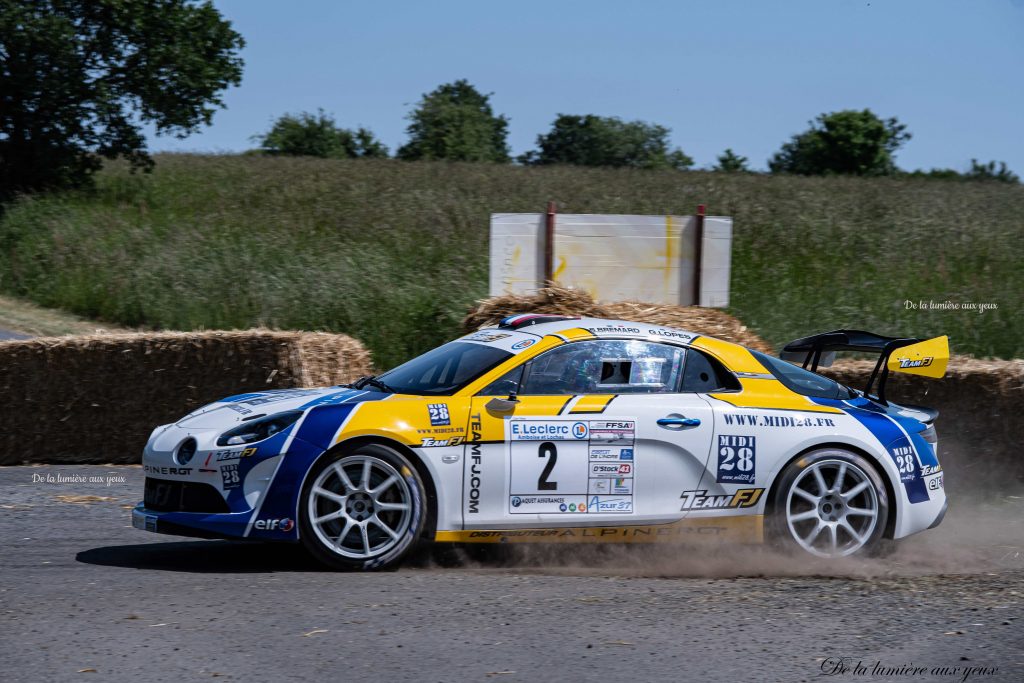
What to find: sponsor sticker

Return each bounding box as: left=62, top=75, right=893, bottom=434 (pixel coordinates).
left=464, top=332, right=512, bottom=343
left=646, top=328, right=696, bottom=342
left=427, top=403, right=451, bottom=426
left=588, top=496, right=633, bottom=513
left=509, top=421, right=588, bottom=441
left=586, top=325, right=641, bottom=335
left=511, top=339, right=535, bottom=350
left=722, top=413, right=836, bottom=428
left=588, top=447, right=633, bottom=461
left=716, top=435, right=756, bottom=484
left=143, top=465, right=192, bottom=476
left=254, top=518, right=294, bottom=532
left=214, top=447, right=257, bottom=462
left=679, top=488, right=764, bottom=511
left=889, top=440, right=918, bottom=483
left=220, top=462, right=241, bottom=490
left=420, top=436, right=463, bottom=447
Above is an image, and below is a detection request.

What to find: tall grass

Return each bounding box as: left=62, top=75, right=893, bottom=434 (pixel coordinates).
left=0, top=154, right=1021, bottom=367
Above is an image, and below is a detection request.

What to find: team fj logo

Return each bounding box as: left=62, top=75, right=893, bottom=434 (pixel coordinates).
left=897, top=356, right=933, bottom=369
left=679, top=488, right=763, bottom=510
left=716, top=435, right=756, bottom=484
left=427, top=403, right=451, bottom=426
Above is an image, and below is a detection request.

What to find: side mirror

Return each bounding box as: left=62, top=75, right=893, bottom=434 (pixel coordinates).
left=485, top=396, right=518, bottom=415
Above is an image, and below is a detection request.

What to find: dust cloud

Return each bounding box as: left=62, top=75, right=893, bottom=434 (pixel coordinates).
left=445, top=493, right=1023, bottom=580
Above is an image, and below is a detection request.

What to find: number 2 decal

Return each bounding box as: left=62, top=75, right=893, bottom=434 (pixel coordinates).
left=537, top=442, right=558, bottom=490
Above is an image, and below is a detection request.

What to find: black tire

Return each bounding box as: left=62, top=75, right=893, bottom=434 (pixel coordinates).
left=298, top=443, right=427, bottom=571
left=767, top=448, right=890, bottom=558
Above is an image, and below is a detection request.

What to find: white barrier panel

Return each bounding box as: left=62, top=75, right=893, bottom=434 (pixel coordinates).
left=489, top=213, right=732, bottom=307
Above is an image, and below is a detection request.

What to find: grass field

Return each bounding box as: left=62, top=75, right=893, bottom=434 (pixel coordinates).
left=0, top=294, right=130, bottom=337
left=0, top=154, right=1020, bottom=367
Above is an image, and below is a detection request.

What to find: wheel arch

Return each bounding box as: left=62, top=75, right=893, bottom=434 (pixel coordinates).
left=302, top=435, right=440, bottom=540
left=764, top=441, right=899, bottom=539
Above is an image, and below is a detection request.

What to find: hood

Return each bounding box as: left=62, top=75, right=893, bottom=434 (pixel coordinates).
left=173, top=387, right=385, bottom=432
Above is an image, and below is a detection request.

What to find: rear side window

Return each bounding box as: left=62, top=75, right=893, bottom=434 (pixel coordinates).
left=750, top=350, right=851, bottom=400
left=681, top=349, right=741, bottom=393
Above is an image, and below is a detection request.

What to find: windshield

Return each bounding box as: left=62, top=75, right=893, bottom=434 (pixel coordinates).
left=377, top=342, right=514, bottom=395
left=750, top=350, right=854, bottom=400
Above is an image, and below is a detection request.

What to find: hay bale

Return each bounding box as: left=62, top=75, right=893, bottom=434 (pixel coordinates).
left=0, top=330, right=372, bottom=465
left=463, top=287, right=774, bottom=353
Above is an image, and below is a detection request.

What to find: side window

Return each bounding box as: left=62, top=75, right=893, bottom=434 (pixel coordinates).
left=750, top=349, right=850, bottom=400
left=681, top=349, right=741, bottom=393
left=518, top=340, right=686, bottom=395
left=478, top=366, right=525, bottom=396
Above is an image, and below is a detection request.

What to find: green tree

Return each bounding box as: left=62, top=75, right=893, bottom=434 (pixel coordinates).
left=768, top=109, right=910, bottom=176
left=521, top=114, right=693, bottom=170
left=397, top=80, right=509, bottom=162
left=0, top=0, right=244, bottom=199
left=965, top=159, right=1019, bottom=183
left=714, top=148, right=749, bottom=173
left=255, top=110, right=388, bottom=159
left=904, top=168, right=963, bottom=180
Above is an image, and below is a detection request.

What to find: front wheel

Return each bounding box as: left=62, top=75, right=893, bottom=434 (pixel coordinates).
left=768, top=449, right=889, bottom=558
left=299, top=444, right=426, bottom=571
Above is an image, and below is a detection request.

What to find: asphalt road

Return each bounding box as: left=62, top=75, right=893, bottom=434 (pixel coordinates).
left=1, top=466, right=1021, bottom=683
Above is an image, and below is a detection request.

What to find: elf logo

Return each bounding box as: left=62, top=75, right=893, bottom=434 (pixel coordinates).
left=255, top=517, right=294, bottom=532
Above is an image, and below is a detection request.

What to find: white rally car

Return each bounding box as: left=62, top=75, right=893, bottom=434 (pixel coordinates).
left=134, top=315, right=949, bottom=570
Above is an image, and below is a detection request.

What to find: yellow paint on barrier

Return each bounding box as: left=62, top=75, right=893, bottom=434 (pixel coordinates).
left=552, top=255, right=567, bottom=283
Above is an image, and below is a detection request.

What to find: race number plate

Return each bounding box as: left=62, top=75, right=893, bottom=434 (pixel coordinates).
left=507, top=418, right=635, bottom=514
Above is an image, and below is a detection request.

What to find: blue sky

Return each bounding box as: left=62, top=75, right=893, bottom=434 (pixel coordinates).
left=149, top=0, right=1024, bottom=173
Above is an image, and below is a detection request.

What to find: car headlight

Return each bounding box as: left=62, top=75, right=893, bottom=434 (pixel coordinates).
left=216, top=411, right=303, bottom=447
left=176, top=437, right=197, bottom=466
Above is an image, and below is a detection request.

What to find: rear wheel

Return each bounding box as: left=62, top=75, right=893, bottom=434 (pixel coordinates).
left=299, top=444, right=426, bottom=571
left=768, top=449, right=889, bottom=558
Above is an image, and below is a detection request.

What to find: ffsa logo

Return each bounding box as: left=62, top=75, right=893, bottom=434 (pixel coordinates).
left=255, top=518, right=294, bottom=532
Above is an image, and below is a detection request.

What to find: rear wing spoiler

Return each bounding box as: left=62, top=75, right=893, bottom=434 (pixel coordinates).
left=780, top=329, right=949, bottom=405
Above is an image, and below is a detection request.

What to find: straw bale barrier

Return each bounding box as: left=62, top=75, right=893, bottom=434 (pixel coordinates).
left=0, top=330, right=371, bottom=465
left=462, top=287, right=775, bottom=353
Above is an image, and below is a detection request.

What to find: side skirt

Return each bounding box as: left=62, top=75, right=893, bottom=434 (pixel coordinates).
left=435, top=515, right=762, bottom=545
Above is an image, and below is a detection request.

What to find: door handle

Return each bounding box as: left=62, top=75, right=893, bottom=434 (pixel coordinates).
left=657, top=416, right=701, bottom=429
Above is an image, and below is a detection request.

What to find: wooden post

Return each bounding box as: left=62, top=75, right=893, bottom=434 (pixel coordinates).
left=693, top=204, right=706, bottom=306
left=543, top=201, right=557, bottom=285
